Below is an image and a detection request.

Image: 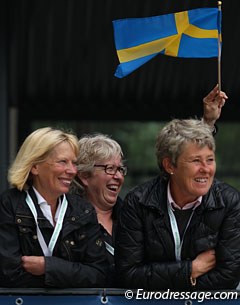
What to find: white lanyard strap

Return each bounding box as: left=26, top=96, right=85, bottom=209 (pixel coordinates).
left=167, top=201, right=194, bottom=261
left=104, top=241, right=114, bottom=256
left=25, top=191, right=68, bottom=256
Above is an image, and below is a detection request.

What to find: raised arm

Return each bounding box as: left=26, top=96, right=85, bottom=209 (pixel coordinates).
left=202, top=84, right=228, bottom=128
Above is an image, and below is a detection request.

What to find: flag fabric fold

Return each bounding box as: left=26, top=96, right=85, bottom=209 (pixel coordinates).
left=112, top=8, right=221, bottom=78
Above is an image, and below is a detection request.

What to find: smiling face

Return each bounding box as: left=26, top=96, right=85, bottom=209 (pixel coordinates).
left=164, top=142, right=216, bottom=206
left=31, top=141, right=78, bottom=205
left=78, top=156, right=124, bottom=212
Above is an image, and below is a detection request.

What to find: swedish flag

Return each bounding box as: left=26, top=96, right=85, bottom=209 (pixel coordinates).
left=113, top=8, right=221, bottom=78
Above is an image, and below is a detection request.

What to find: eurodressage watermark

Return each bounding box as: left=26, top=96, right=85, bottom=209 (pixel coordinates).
left=124, top=289, right=238, bottom=303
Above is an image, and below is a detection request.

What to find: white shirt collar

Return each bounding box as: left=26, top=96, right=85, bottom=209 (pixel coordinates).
left=32, top=186, right=61, bottom=226
left=32, top=186, right=48, bottom=205
left=167, top=182, right=202, bottom=210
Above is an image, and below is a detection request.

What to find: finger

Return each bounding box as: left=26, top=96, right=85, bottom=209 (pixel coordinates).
left=207, top=249, right=215, bottom=255
left=205, top=86, right=219, bottom=102
left=219, top=91, right=228, bottom=99
left=216, top=95, right=227, bottom=104
left=218, top=100, right=226, bottom=108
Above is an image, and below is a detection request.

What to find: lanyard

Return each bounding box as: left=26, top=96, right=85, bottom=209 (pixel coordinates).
left=104, top=241, right=114, bottom=256
left=167, top=201, right=194, bottom=261
left=25, top=191, right=68, bottom=256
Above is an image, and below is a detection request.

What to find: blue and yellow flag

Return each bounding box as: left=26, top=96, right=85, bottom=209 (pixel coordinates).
left=113, top=8, right=221, bottom=78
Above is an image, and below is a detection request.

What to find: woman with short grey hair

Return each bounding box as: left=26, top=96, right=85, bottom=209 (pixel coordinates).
left=115, top=118, right=240, bottom=291
left=156, top=119, right=215, bottom=179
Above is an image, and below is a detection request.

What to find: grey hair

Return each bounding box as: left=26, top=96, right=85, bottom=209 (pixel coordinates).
left=71, top=133, right=124, bottom=195
left=155, top=119, right=215, bottom=179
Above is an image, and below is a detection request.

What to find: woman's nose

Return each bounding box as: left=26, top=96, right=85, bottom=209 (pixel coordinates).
left=199, top=161, right=210, bottom=172
left=113, top=170, right=124, bottom=180
left=66, top=163, right=78, bottom=174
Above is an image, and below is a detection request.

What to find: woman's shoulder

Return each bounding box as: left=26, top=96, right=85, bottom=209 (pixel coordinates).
left=0, top=188, right=27, bottom=215
left=125, top=176, right=165, bottom=199
left=212, top=179, right=240, bottom=195
left=210, top=179, right=240, bottom=207
left=66, top=192, right=95, bottom=212
left=0, top=187, right=25, bottom=202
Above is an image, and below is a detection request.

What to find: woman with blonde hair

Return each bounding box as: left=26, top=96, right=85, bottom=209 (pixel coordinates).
left=0, top=127, right=107, bottom=288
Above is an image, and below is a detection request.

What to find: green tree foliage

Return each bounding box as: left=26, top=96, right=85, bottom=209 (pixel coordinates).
left=32, top=120, right=240, bottom=195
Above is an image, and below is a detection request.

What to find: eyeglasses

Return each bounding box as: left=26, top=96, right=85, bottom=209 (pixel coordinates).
left=94, top=164, right=127, bottom=176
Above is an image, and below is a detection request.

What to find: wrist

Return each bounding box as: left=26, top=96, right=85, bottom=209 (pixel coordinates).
left=190, top=260, right=199, bottom=283
left=202, top=117, right=216, bottom=128
left=201, top=118, right=216, bottom=134
left=190, top=276, right=197, bottom=287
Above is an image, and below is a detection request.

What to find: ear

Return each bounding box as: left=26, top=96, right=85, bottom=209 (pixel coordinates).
left=162, top=157, right=175, bottom=175
left=30, top=164, right=39, bottom=176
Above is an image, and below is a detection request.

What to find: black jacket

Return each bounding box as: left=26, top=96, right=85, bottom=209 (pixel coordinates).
left=0, top=187, right=108, bottom=288
left=115, top=176, right=240, bottom=290
left=99, top=196, right=122, bottom=287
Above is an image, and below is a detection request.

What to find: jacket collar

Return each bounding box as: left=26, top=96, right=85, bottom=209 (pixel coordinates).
left=138, top=177, right=224, bottom=213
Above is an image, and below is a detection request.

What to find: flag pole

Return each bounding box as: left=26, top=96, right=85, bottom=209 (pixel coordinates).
left=217, top=1, right=222, bottom=91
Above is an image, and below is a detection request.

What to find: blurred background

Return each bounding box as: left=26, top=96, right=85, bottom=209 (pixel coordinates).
left=1, top=0, right=240, bottom=195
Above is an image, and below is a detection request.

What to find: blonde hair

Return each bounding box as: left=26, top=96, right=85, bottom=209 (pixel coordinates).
left=8, top=127, right=79, bottom=190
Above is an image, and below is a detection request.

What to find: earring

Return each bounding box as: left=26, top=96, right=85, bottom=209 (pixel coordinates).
left=170, top=172, right=174, bottom=175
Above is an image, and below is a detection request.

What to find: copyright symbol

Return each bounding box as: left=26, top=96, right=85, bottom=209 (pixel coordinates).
left=125, top=290, right=133, bottom=299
